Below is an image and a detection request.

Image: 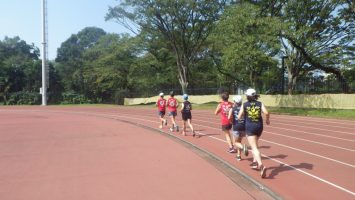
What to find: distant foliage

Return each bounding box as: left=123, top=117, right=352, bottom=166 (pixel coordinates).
left=7, top=91, right=41, bottom=105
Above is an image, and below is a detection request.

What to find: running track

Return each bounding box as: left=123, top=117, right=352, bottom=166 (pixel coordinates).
left=1, top=106, right=354, bottom=199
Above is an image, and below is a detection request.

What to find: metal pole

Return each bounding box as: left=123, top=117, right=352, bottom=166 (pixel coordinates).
left=41, top=0, right=47, bottom=105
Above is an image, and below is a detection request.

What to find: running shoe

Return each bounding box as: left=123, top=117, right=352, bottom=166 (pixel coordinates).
left=228, top=147, right=237, bottom=153
left=243, top=144, right=249, bottom=157
left=182, top=131, right=186, bottom=136
left=192, top=131, right=196, bottom=137
left=236, top=155, right=241, bottom=161
left=169, top=128, right=174, bottom=132
left=250, top=162, right=258, bottom=169
left=260, top=165, right=267, bottom=178
left=176, top=125, right=179, bottom=132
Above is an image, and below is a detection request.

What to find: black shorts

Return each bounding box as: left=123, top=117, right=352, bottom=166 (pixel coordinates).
left=158, top=111, right=165, bottom=117
left=182, top=112, right=192, bottom=121
left=221, top=124, right=232, bottom=131
left=245, top=124, right=263, bottom=137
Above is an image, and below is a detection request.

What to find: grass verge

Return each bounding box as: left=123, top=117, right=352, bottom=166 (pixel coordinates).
left=269, top=107, right=355, bottom=120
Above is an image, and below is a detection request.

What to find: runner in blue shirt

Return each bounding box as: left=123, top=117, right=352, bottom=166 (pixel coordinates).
left=238, top=89, right=270, bottom=178
left=228, top=95, right=248, bottom=161
left=180, top=94, right=197, bottom=137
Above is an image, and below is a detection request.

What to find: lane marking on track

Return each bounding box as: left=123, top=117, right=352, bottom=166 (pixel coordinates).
left=2, top=109, right=355, bottom=197
left=269, top=121, right=355, bottom=135
left=266, top=126, right=355, bottom=142
left=193, top=131, right=355, bottom=197
left=192, top=112, right=355, bottom=131
left=191, top=112, right=355, bottom=135
left=261, top=139, right=355, bottom=168
left=270, top=115, right=355, bottom=126
left=264, top=131, right=355, bottom=152
left=190, top=117, right=355, bottom=141
left=189, top=118, right=355, bottom=149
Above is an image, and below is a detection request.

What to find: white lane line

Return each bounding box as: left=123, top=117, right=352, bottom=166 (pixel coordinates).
left=3, top=109, right=355, bottom=196
left=262, top=154, right=355, bottom=197
left=271, top=121, right=355, bottom=135
left=271, top=115, right=355, bottom=126
left=191, top=118, right=355, bottom=151
left=261, top=139, right=355, bottom=168
left=195, top=131, right=355, bottom=197
left=191, top=112, right=355, bottom=135
left=265, top=131, right=355, bottom=152
left=267, top=126, right=355, bottom=142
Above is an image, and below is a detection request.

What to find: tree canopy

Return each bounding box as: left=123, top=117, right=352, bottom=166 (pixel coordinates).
left=0, top=0, right=354, bottom=105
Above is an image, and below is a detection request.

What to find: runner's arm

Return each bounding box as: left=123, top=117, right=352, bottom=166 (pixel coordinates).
left=261, top=103, right=270, bottom=125
left=214, top=104, right=221, bottom=115
left=180, top=103, right=184, bottom=112
left=237, top=106, right=244, bottom=120
left=228, top=107, right=233, bottom=120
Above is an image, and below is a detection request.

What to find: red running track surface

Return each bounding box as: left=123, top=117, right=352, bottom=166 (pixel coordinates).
left=0, top=106, right=354, bottom=200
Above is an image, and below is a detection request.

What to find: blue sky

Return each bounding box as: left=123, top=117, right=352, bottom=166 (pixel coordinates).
left=0, top=0, right=130, bottom=60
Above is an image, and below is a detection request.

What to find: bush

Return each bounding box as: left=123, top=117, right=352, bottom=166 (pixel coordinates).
left=7, top=91, right=41, bottom=105
left=61, top=92, right=92, bottom=104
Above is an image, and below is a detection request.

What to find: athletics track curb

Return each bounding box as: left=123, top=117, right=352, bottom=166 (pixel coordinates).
left=111, top=117, right=284, bottom=200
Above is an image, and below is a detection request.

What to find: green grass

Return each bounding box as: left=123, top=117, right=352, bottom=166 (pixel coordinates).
left=269, top=107, right=355, bottom=120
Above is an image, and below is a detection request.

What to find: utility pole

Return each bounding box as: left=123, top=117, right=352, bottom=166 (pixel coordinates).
left=41, top=0, right=48, bottom=105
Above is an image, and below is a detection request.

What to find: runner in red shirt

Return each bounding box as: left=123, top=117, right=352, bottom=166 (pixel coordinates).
left=167, top=91, right=179, bottom=132
left=215, top=91, right=235, bottom=153
left=156, top=92, right=167, bottom=129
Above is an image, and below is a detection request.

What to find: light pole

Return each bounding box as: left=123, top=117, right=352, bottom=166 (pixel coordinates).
left=41, top=0, right=48, bottom=105
left=281, top=56, right=288, bottom=94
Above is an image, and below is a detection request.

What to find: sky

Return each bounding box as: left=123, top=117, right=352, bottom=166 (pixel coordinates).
left=0, top=0, right=130, bottom=60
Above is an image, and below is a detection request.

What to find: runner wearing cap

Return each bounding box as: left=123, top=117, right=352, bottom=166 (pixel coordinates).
left=156, top=92, right=167, bottom=129
left=180, top=94, right=197, bottom=137
left=228, top=95, right=248, bottom=161
left=238, top=88, right=270, bottom=178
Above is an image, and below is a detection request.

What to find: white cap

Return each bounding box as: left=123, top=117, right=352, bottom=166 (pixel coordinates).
left=159, top=92, right=164, bottom=97
left=233, top=95, right=242, bottom=103
left=183, top=94, right=188, bottom=100
left=245, top=88, right=256, bottom=96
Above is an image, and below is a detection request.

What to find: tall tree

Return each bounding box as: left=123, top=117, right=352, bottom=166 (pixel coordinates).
left=0, top=36, right=40, bottom=103
left=211, top=2, right=280, bottom=90
left=81, top=33, right=139, bottom=103
left=55, top=27, right=106, bottom=93
left=106, top=0, right=230, bottom=94
left=259, top=0, right=355, bottom=93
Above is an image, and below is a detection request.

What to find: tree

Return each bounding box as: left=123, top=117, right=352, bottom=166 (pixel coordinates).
left=259, top=0, right=355, bottom=93
left=0, top=36, right=40, bottom=104
left=81, top=33, right=139, bottom=103
left=106, top=0, right=230, bottom=94
left=55, top=27, right=106, bottom=93
left=210, top=2, right=280, bottom=91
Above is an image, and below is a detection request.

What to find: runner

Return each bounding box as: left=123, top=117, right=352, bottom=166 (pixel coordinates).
left=228, top=95, right=248, bottom=161
left=238, top=88, right=270, bottom=178
left=167, top=91, right=179, bottom=132
left=156, top=92, right=167, bottom=129
left=180, top=94, right=197, bottom=137
left=215, top=91, right=235, bottom=153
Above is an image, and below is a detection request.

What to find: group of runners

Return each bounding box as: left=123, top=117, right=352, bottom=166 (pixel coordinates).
left=156, top=88, right=270, bottom=178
